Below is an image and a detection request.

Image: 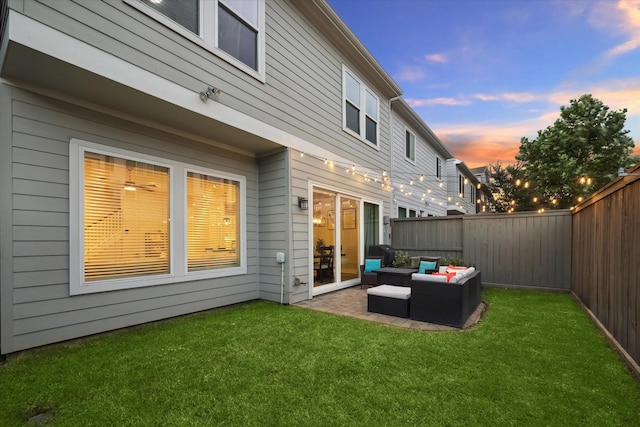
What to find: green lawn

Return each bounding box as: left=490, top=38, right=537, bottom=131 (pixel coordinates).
left=1, top=288, right=639, bottom=426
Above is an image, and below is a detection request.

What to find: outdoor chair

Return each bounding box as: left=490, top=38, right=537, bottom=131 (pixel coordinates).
left=417, top=256, right=441, bottom=274
left=359, top=255, right=384, bottom=288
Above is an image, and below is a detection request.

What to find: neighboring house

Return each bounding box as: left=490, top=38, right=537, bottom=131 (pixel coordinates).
left=470, top=166, right=493, bottom=213
left=0, top=0, right=481, bottom=355
left=446, top=159, right=481, bottom=215
left=390, top=98, right=451, bottom=218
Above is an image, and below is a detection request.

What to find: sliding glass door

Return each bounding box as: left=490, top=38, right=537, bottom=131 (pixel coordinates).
left=311, top=187, right=381, bottom=296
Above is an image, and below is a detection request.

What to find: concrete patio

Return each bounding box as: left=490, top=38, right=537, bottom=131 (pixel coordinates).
left=295, top=285, right=486, bottom=331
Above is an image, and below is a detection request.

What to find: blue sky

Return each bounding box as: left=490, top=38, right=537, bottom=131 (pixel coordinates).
left=327, top=0, right=640, bottom=168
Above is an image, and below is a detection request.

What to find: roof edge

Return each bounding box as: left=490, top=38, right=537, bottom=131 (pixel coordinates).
left=293, top=0, right=403, bottom=98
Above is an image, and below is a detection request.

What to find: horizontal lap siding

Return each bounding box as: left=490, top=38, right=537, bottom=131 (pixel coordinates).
left=267, top=2, right=394, bottom=303
left=25, top=1, right=388, bottom=166
left=257, top=151, right=289, bottom=303
left=4, top=88, right=259, bottom=354
left=391, top=114, right=447, bottom=218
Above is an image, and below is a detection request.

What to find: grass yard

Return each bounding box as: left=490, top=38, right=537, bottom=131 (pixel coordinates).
left=1, top=288, right=639, bottom=426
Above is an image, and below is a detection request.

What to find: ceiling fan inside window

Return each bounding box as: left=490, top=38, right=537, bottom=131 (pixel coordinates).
left=122, top=167, right=157, bottom=192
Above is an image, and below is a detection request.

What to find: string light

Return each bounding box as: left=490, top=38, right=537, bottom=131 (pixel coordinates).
left=293, top=149, right=488, bottom=209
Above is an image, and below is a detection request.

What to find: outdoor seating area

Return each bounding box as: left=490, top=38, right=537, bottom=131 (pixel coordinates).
left=296, top=285, right=485, bottom=331
left=366, top=267, right=481, bottom=328
left=358, top=245, right=482, bottom=328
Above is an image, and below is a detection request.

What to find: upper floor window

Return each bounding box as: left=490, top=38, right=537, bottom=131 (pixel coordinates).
left=458, top=174, right=465, bottom=197
left=131, top=0, right=264, bottom=78
left=405, top=130, right=416, bottom=162
left=343, top=65, right=379, bottom=146
left=436, top=157, right=442, bottom=179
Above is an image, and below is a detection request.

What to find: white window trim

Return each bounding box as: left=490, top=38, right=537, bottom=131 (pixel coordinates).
left=70, top=139, right=247, bottom=295
left=342, top=64, right=380, bottom=148
left=405, top=128, right=416, bottom=164
left=124, top=0, right=266, bottom=82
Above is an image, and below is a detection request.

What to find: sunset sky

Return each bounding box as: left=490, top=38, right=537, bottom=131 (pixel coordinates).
left=328, top=0, right=640, bottom=169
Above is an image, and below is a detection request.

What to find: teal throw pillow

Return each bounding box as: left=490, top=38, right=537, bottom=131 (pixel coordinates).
left=418, top=260, right=437, bottom=274
left=364, top=258, right=382, bottom=273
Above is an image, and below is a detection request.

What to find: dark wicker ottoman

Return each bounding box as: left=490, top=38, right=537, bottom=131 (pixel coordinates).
left=367, top=285, right=411, bottom=318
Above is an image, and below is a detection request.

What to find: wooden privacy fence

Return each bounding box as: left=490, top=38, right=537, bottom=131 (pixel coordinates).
left=572, top=171, right=640, bottom=370
left=391, top=169, right=640, bottom=370
left=391, top=210, right=572, bottom=290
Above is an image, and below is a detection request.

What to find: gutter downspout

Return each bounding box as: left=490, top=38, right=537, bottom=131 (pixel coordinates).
left=387, top=96, right=401, bottom=244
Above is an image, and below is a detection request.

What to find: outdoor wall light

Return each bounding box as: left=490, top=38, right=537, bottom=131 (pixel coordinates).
left=199, top=86, right=222, bottom=102
left=298, top=197, right=308, bottom=210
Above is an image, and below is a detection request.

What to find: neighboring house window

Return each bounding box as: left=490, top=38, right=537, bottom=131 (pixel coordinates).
left=436, top=157, right=442, bottom=179
left=459, top=175, right=465, bottom=197
left=343, top=65, right=379, bottom=146
left=409, top=209, right=417, bottom=218
left=398, top=207, right=407, bottom=218
left=470, top=187, right=475, bottom=203
left=405, top=130, right=415, bottom=162
left=131, top=0, right=264, bottom=77
left=70, top=139, right=246, bottom=294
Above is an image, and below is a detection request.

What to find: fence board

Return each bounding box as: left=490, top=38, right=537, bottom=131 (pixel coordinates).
left=572, top=172, right=640, bottom=368
left=391, top=210, right=572, bottom=289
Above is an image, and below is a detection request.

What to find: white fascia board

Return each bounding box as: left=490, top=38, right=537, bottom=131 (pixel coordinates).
left=5, top=10, right=346, bottom=163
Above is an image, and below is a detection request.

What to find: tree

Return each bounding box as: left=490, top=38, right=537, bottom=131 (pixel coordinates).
left=515, top=94, right=636, bottom=209
left=488, top=162, right=536, bottom=213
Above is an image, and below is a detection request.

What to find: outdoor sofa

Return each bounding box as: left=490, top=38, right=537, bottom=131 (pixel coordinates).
left=409, top=267, right=481, bottom=328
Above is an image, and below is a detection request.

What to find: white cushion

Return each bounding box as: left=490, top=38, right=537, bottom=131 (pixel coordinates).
left=411, top=273, right=448, bottom=283
left=449, top=275, right=460, bottom=283
left=367, top=284, right=411, bottom=299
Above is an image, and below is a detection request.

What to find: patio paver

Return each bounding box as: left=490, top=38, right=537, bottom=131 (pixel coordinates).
left=295, top=285, right=485, bottom=331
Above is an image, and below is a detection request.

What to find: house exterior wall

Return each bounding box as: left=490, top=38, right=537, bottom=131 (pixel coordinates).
left=390, top=110, right=447, bottom=218
left=446, top=159, right=478, bottom=215
left=0, top=0, right=400, bottom=353
left=257, top=150, right=290, bottom=303
left=0, top=85, right=261, bottom=354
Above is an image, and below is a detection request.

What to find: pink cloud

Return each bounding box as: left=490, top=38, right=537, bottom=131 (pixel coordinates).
left=395, top=66, right=427, bottom=83
left=406, top=97, right=471, bottom=107
left=425, top=53, right=449, bottom=63
left=473, top=92, right=538, bottom=103
left=604, top=0, right=640, bottom=58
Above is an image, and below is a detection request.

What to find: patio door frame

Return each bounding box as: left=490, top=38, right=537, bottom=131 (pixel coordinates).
left=308, top=181, right=383, bottom=298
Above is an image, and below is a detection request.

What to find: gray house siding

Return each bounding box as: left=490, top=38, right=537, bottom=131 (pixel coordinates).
left=1, top=0, right=402, bottom=353
left=1, top=85, right=260, bottom=354
left=391, top=113, right=447, bottom=218
left=289, top=150, right=392, bottom=303
left=14, top=0, right=392, bottom=169
left=257, top=150, right=291, bottom=303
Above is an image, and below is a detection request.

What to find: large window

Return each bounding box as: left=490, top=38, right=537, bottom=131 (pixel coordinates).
left=70, top=140, right=246, bottom=294
left=436, top=157, right=442, bottom=179
left=405, top=130, right=415, bottom=162
left=132, top=0, right=264, bottom=76
left=187, top=172, right=240, bottom=271
left=83, top=152, right=171, bottom=281
left=343, top=65, right=379, bottom=146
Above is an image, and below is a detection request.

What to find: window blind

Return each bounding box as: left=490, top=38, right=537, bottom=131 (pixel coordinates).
left=187, top=172, right=240, bottom=271
left=84, top=152, right=170, bottom=281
